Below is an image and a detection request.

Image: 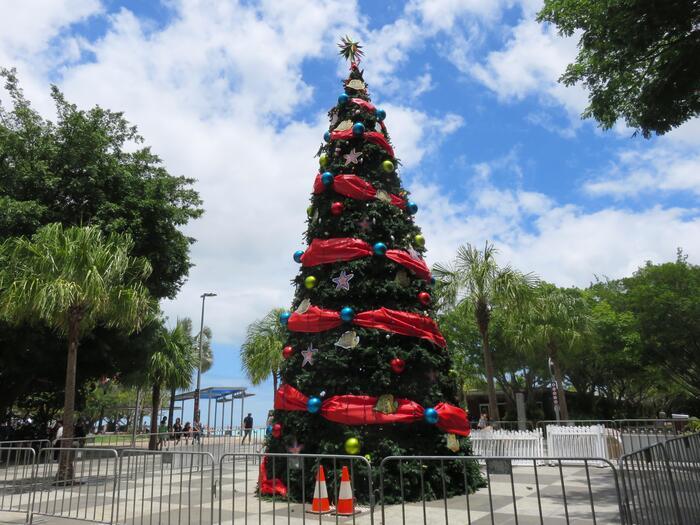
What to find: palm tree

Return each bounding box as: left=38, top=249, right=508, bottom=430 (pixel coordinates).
left=529, top=284, right=591, bottom=421
left=241, top=308, right=285, bottom=395
left=165, top=318, right=213, bottom=427
left=146, top=319, right=198, bottom=450
left=0, top=224, right=152, bottom=478
left=434, top=242, right=537, bottom=423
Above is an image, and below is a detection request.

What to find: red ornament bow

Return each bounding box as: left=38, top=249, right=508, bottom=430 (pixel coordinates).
left=300, top=238, right=431, bottom=281
left=330, top=129, right=394, bottom=158
left=287, top=305, right=446, bottom=348
left=275, top=384, right=470, bottom=436
left=313, top=174, right=406, bottom=209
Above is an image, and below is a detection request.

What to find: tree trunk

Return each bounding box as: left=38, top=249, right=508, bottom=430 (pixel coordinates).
left=148, top=384, right=161, bottom=450
left=168, top=386, right=176, bottom=428
left=58, top=317, right=80, bottom=480
left=272, top=370, right=279, bottom=396
left=479, top=325, right=500, bottom=423
left=549, top=343, right=569, bottom=421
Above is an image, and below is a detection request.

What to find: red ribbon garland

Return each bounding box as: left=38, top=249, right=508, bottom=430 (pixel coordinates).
left=275, top=384, right=470, bottom=437
left=330, top=129, right=395, bottom=158
left=287, top=305, right=446, bottom=347
left=349, top=98, right=387, bottom=133
left=300, top=238, right=431, bottom=281
left=259, top=456, right=287, bottom=496
left=313, top=173, right=406, bottom=209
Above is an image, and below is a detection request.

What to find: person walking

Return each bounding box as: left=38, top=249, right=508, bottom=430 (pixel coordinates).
left=241, top=413, right=253, bottom=444
left=173, top=418, right=183, bottom=445
left=157, top=417, right=168, bottom=450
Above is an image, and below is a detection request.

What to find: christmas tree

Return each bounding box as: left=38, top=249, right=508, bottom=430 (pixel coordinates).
left=266, top=37, right=482, bottom=502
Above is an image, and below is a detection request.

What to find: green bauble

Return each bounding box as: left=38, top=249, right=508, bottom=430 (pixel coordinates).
left=382, top=160, right=394, bottom=173
left=319, top=153, right=329, bottom=167
left=414, top=234, right=425, bottom=247
left=344, top=437, right=361, bottom=455
left=307, top=206, right=314, bottom=217
left=304, top=276, right=317, bottom=289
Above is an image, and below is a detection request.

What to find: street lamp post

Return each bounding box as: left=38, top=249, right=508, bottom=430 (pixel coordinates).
left=193, top=292, right=216, bottom=426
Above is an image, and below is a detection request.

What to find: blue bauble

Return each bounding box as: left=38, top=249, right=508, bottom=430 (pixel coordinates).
left=321, top=171, right=334, bottom=187
left=293, top=250, right=304, bottom=263
left=307, top=397, right=322, bottom=414
left=279, top=311, right=291, bottom=325
left=338, top=93, right=349, bottom=105
left=323, top=130, right=331, bottom=142
left=424, top=407, right=439, bottom=425
left=373, top=242, right=387, bottom=256
left=406, top=201, right=418, bottom=215
left=352, top=122, right=365, bottom=136
left=266, top=425, right=273, bottom=435
left=375, top=108, right=386, bottom=121
left=430, top=276, right=436, bottom=286
left=340, top=306, right=355, bottom=322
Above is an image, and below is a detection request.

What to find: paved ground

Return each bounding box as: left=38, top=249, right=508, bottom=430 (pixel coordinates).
left=1, top=451, right=625, bottom=524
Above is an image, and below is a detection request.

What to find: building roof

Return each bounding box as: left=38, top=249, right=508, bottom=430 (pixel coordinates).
left=173, top=386, right=254, bottom=401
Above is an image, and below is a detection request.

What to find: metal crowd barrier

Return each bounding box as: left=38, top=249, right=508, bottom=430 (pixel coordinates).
left=0, top=447, right=35, bottom=523
left=115, top=449, right=216, bottom=525
left=218, top=452, right=374, bottom=524
left=31, top=447, right=119, bottom=524
left=379, top=454, right=624, bottom=525
left=619, top=433, right=700, bottom=525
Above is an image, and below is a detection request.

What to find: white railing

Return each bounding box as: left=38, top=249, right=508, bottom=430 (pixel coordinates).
left=470, top=425, right=623, bottom=465
left=470, top=428, right=544, bottom=465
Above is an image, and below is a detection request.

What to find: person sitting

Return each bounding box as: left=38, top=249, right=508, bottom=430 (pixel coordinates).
left=173, top=418, right=183, bottom=445
left=182, top=422, right=192, bottom=445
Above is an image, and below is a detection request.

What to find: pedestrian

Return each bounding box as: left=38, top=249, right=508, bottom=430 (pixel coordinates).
left=157, top=417, right=168, bottom=450
left=173, top=418, right=182, bottom=445
left=477, top=412, right=489, bottom=430
left=241, top=413, right=253, bottom=444
left=183, top=422, right=191, bottom=445
left=192, top=421, right=201, bottom=444
left=50, top=420, right=63, bottom=460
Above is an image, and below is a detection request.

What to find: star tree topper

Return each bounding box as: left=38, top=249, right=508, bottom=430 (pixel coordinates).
left=338, top=35, right=364, bottom=66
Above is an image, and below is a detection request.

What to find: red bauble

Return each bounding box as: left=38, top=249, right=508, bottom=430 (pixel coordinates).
left=390, top=357, right=406, bottom=374
left=282, top=346, right=294, bottom=359
left=330, top=202, right=345, bottom=216
left=272, top=423, right=282, bottom=438
left=418, top=292, right=431, bottom=305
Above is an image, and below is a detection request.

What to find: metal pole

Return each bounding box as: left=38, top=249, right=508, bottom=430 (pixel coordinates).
left=240, top=393, right=245, bottom=431
left=193, top=292, right=216, bottom=425
left=207, top=397, right=212, bottom=435
left=131, top=387, right=141, bottom=447
left=213, top=399, right=218, bottom=433
left=230, top=395, right=235, bottom=434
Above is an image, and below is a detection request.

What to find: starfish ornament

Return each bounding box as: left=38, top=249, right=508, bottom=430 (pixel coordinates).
left=301, top=344, right=318, bottom=367
left=332, top=270, right=354, bottom=291
left=343, top=148, right=362, bottom=166
left=407, top=246, right=422, bottom=261
left=287, top=440, right=304, bottom=454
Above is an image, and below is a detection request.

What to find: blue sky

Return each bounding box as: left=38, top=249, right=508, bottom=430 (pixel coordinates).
left=1, top=0, right=698, bottom=427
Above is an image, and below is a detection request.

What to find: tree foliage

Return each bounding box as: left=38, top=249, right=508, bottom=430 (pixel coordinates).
left=538, top=0, right=700, bottom=137
left=240, top=308, right=285, bottom=394
left=0, top=223, right=152, bottom=475
left=0, top=69, right=202, bottom=419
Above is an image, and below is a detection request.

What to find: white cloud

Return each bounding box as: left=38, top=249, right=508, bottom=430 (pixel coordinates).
left=469, top=19, right=585, bottom=121
left=413, top=176, right=700, bottom=288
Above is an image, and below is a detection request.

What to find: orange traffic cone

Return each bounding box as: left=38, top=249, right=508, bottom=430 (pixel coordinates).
left=308, top=465, right=332, bottom=514
left=334, top=466, right=360, bottom=516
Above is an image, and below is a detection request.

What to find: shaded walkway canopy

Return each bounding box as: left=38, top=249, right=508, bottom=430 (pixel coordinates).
left=173, top=386, right=253, bottom=402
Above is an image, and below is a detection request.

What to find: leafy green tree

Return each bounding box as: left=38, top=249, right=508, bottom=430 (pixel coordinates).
left=82, top=381, right=139, bottom=432
left=0, top=69, right=203, bottom=417
left=623, top=251, right=700, bottom=397
left=0, top=224, right=152, bottom=476
left=165, top=318, right=212, bottom=427
left=145, top=319, right=198, bottom=450
left=241, top=308, right=285, bottom=395
left=538, top=0, right=700, bottom=137
left=434, top=242, right=537, bottom=422
left=526, top=284, right=591, bottom=421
